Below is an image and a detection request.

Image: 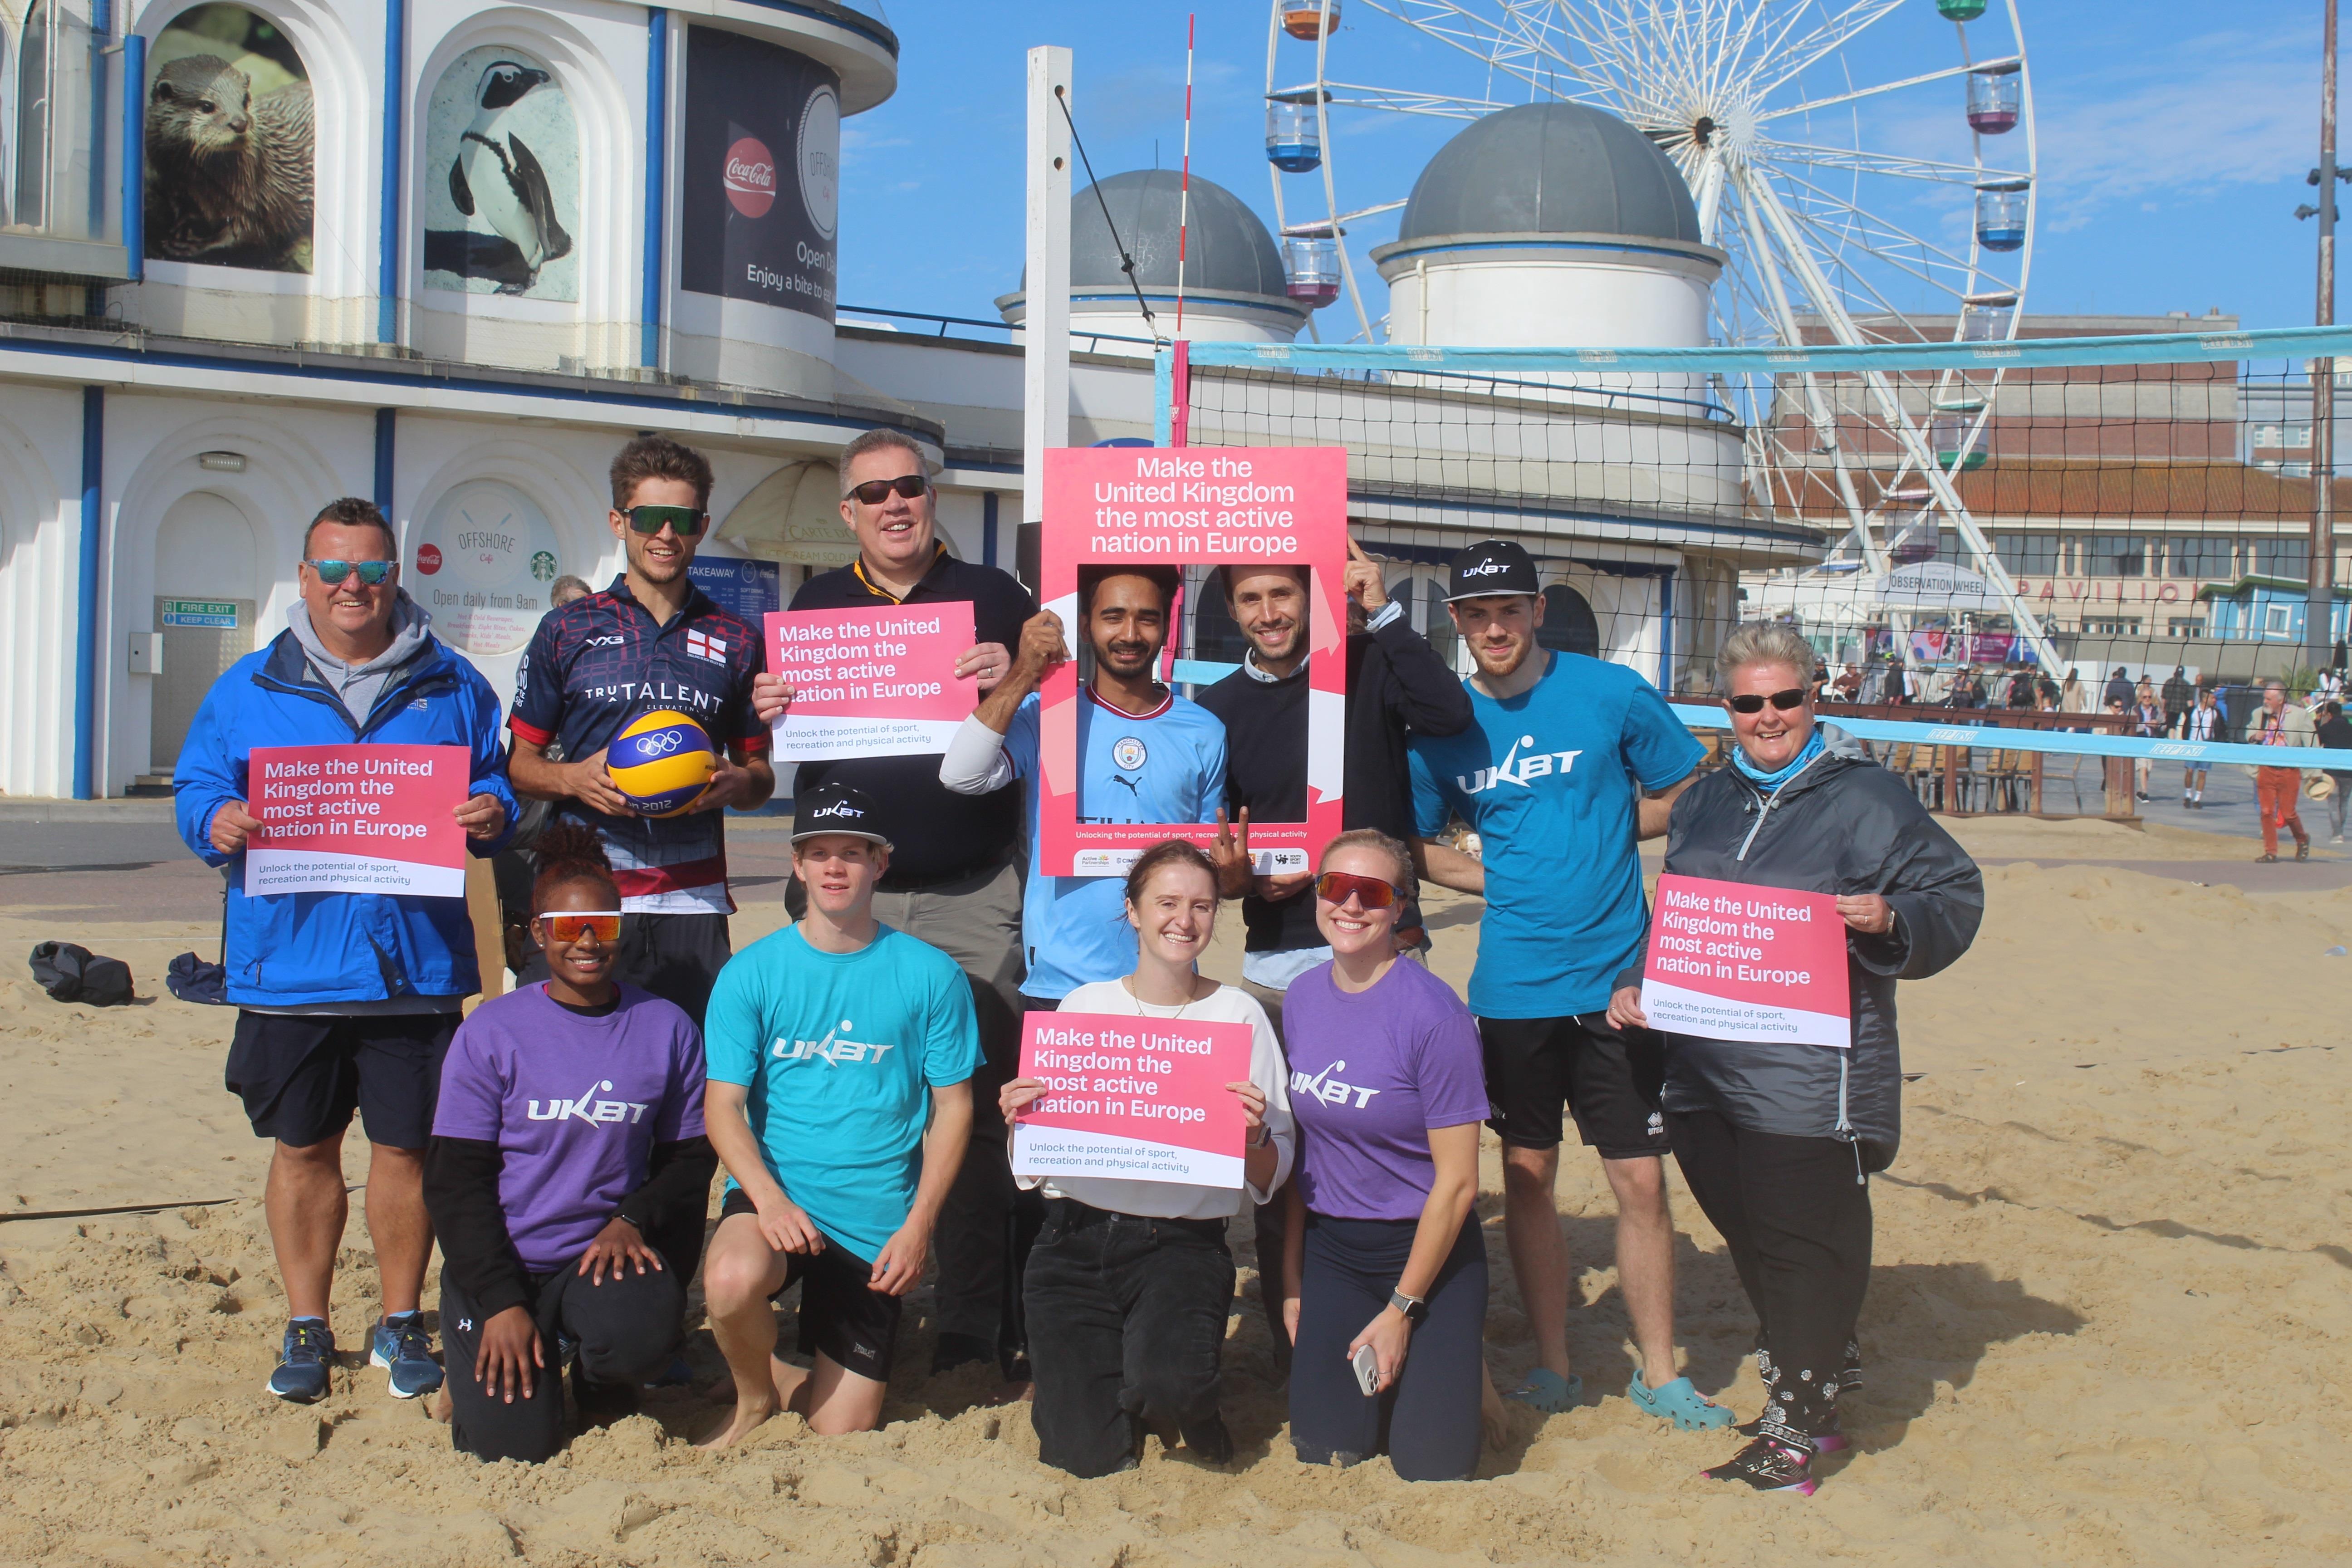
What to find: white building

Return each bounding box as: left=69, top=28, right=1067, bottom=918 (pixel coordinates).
left=0, top=10, right=1807, bottom=801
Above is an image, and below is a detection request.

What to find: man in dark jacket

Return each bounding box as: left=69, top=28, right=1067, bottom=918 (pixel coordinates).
left=2102, top=666, right=2135, bottom=710
left=1196, top=538, right=1472, bottom=1367
left=176, top=498, right=518, bottom=1408
left=2318, top=699, right=2352, bottom=843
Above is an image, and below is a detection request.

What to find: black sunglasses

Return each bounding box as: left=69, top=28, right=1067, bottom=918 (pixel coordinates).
left=1726, top=687, right=1808, bottom=715
left=304, top=559, right=396, bottom=585
left=848, top=473, right=930, bottom=506
left=624, top=503, right=707, bottom=536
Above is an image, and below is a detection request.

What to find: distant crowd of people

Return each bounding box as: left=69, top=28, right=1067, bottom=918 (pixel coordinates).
left=173, top=428, right=1990, bottom=1497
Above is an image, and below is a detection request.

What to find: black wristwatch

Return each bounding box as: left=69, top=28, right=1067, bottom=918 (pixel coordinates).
left=1388, top=1288, right=1427, bottom=1324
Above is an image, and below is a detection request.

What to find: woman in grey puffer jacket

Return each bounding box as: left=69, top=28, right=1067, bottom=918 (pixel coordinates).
left=1609, top=623, right=1982, bottom=1497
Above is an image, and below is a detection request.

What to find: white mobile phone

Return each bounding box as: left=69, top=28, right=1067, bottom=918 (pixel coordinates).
left=1351, top=1343, right=1381, bottom=1397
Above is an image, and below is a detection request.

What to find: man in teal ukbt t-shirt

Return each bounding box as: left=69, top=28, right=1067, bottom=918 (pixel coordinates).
left=697, top=783, right=978, bottom=1446
left=1408, top=539, right=1720, bottom=1432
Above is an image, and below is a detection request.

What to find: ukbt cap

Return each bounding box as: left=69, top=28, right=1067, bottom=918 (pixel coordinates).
left=1446, top=539, right=1541, bottom=602
left=790, top=782, right=893, bottom=849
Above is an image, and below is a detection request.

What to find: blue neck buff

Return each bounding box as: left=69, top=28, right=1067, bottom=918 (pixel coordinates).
left=1733, top=727, right=1826, bottom=793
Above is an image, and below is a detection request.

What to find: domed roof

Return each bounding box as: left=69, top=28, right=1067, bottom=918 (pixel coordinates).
left=1396, top=102, right=1701, bottom=245
left=1071, top=170, right=1288, bottom=300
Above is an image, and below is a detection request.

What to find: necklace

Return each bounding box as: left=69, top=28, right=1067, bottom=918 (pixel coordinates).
left=1123, top=974, right=1202, bottom=1018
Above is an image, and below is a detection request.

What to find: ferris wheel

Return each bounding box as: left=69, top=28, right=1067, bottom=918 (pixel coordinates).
left=1262, top=0, right=2053, bottom=662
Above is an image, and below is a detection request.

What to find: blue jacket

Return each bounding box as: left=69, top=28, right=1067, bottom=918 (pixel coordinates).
left=174, top=627, right=518, bottom=1008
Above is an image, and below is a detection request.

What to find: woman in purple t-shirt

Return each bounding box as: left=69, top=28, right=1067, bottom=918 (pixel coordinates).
left=1279, top=829, right=1493, bottom=1481
left=423, top=827, right=715, bottom=1464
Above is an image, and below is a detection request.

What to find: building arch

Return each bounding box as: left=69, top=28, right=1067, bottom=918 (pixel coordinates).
left=1538, top=582, right=1601, bottom=658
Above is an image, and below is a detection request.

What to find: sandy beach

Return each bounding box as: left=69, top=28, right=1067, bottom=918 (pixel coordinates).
left=4, top=813, right=2350, bottom=1566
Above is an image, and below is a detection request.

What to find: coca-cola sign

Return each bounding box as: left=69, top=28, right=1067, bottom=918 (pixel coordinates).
left=416, top=542, right=443, bottom=575
left=681, top=28, right=838, bottom=321
left=724, top=137, right=776, bottom=219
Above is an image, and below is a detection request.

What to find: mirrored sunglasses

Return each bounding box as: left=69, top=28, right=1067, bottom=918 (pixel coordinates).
left=625, top=503, right=708, bottom=536
left=304, top=559, right=396, bottom=586
left=1726, top=688, right=1808, bottom=715
left=538, top=911, right=622, bottom=943
left=1315, top=871, right=1400, bottom=910
left=848, top=473, right=930, bottom=506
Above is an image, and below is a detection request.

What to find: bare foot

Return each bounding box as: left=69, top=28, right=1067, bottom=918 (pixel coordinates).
left=1479, top=1363, right=1511, bottom=1451
left=698, top=1391, right=780, bottom=1450
left=431, top=1387, right=453, bottom=1425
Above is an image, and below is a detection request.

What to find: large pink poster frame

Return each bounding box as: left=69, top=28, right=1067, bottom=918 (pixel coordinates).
left=1039, top=446, right=1350, bottom=878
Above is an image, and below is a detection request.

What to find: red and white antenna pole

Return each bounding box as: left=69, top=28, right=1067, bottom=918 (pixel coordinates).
left=1175, top=12, right=1195, bottom=337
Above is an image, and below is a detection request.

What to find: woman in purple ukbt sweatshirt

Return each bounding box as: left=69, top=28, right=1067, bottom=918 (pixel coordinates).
left=423, top=826, right=716, bottom=1463
left=1279, top=828, right=1496, bottom=1482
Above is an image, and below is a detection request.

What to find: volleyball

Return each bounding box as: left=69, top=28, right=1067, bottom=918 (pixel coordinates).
left=606, top=710, right=716, bottom=818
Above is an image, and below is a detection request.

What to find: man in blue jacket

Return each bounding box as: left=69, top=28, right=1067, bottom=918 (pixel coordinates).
left=176, top=497, right=516, bottom=1406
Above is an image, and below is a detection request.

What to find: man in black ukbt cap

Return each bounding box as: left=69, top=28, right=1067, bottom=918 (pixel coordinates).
left=1404, top=538, right=1723, bottom=1430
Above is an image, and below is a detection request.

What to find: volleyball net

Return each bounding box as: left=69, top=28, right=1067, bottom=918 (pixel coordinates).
left=1148, top=325, right=2352, bottom=789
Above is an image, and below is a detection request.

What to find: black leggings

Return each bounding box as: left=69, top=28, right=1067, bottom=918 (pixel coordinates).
left=441, top=1255, right=685, bottom=1464
left=1289, top=1213, right=1487, bottom=1482
left=1667, top=1108, right=1871, bottom=1443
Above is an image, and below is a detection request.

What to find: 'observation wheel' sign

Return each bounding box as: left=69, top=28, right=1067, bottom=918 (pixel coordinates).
left=1639, top=873, right=1851, bottom=1047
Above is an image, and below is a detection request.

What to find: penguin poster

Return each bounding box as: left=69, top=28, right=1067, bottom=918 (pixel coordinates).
left=678, top=26, right=839, bottom=320
left=421, top=45, right=579, bottom=299
left=143, top=4, right=314, bottom=274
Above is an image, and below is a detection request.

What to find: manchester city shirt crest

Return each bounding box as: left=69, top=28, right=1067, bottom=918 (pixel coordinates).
left=1112, top=736, right=1148, bottom=771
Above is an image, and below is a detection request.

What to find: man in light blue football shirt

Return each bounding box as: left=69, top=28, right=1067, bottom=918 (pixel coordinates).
left=939, top=566, right=1229, bottom=1006
left=1409, top=539, right=1715, bottom=1429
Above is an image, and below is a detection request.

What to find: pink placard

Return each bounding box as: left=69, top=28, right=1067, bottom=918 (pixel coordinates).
left=1039, top=446, right=1350, bottom=877
left=765, top=602, right=977, bottom=760
left=1640, top=873, right=1853, bottom=1048
left=1010, top=1010, right=1252, bottom=1187
left=242, top=743, right=469, bottom=898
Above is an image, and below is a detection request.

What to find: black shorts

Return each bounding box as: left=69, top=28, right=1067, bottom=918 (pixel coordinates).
left=1476, top=1012, right=1668, bottom=1160
left=225, top=1010, right=456, bottom=1150
left=517, top=910, right=731, bottom=1027
left=719, top=1188, right=902, bottom=1382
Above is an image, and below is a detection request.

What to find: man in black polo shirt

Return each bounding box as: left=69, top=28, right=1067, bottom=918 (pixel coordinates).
left=509, top=435, right=775, bottom=1027
left=1196, top=537, right=1471, bottom=1365
left=752, top=426, right=1035, bottom=1382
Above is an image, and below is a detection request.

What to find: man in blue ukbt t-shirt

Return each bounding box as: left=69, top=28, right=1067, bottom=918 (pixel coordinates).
left=937, top=565, right=1229, bottom=1008
left=1408, top=539, right=1721, bottom=1431
left=696, top=783, right=978, bottom=1446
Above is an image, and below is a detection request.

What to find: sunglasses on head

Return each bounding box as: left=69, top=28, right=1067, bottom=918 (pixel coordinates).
left=538, top=911, right=622, bottom=944
left=623, top=503, right=707, bottom=536
left=1315, top=871, right=1401, bottom=910
left=848, top=473, right=930, bottom=506
left=1725, top=688, right=1808, bottom=715
left=305, top=559, right=396, bottom=586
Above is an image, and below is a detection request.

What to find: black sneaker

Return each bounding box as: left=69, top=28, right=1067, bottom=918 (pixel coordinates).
left=268, top=1318, right=335, bottom=1403
left=1704, top=1435, right=1817, bottom=1495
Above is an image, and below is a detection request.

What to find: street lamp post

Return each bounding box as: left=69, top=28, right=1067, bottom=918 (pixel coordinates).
left=2315, top=0, right=2342, bottom=675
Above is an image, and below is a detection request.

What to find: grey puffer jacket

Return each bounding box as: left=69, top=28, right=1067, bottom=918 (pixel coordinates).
left=1614, top=725, right=1983, bottom=1168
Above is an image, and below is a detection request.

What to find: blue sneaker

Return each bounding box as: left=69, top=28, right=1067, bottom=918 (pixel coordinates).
left=267, top=1318, right=335, bottom=1403
left=369, top=1312, right=443, bottom=1400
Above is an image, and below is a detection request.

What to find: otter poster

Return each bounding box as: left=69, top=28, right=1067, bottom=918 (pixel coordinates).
left=678, top=26, right=838, bottom=321
left=422, top=46, right=578, bottom=299
left=144, top=4, right=313, bottom=273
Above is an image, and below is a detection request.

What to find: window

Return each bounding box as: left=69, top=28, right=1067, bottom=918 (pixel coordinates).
left=1537, top=584, right=1600, bottom=657
left=2262, top=539, right=2312, bottom=582
left=2290, top=426, right=2314, bottom=448
left=2084, top=617, right=2143, bottom=636
left=2264, top=604, right=2294, bottom=636
left=1184, top=567, right=1251, bottom=669
left=1994, top=533, right=2060, bottom=575
left=2166, top=617, right=2206, bottom=638
left=2084, top=536, right=2147, bottom=577
left=2171, top=535, right=2235, bottom=580
left=2253, top=424, right=2283, bottom=447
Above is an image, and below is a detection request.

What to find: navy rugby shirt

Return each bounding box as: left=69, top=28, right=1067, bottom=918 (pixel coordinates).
left=510, top=575, right=768, bottom=914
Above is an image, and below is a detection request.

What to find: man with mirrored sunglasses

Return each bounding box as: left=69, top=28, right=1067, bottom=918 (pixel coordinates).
left=509, top=435, right=774, bottom=1031
left=175, top=496, right=519, bottom=1409
left=753, top=426, right=1038, bottom=1385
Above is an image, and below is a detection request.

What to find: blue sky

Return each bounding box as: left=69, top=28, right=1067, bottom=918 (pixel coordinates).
left=838, top=2, right=2338, bottom=336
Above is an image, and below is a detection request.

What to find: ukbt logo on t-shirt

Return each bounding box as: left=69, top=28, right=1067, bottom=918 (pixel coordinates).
left=1290, top=1059, right=1381, bottom=1110
left=772, top=1019, right=897, bottom=1066
left=1456, top=734, right=1585, bottom=796
left=526, top=1079, right=653, bottom=1125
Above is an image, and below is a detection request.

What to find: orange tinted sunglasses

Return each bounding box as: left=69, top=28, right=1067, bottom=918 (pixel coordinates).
left=538, top=911, right=622, bottom=944
left=1315, top=872, right=1400, bottom=910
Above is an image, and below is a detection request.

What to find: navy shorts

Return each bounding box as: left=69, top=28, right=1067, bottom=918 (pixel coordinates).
left=1476, top=1012, right=1669, bottom=1159
left=225, top=1010, right=456, bottom=1150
